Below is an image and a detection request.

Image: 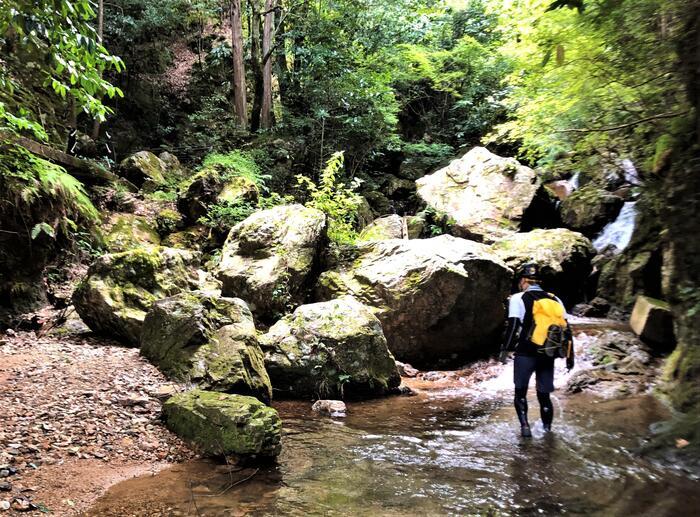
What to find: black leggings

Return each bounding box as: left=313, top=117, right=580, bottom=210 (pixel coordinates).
left=514, top=388, right=553, bottom=427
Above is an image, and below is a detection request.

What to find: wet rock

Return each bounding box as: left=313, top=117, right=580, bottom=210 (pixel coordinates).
left=566, top=331, right=655, bottom=397
left=416, top=147, right=542, bottom=243
left=492, top=228, right=596, bottom=306
left=560, top=185, right=624, bottom=237
left=630, top=295, right=676, bottom=350
left=141, top=291, right=272, bottom=402
left=312, top=400, right=347, bottom=417
left=117, top=151, right=168, bottom=191
left=396, top=361, right=419, bottom=377
left=103, top=213, right=161, bottom=252
left=0, top=482, right=10, bottom=492
left=260, top=297, right=400, bottom=399
left=177, top=165, right=259, bottom=224
left=357, top=215, right=405, bottom=242
left=572, top=297, right=611, bottom=318
left=217, top=205, right=326, bottom=320
left=316, top=235, right=511, bottom=365
left=162, top=389, right=282, bottom=459
left=72, top=247, right=201, bottom=345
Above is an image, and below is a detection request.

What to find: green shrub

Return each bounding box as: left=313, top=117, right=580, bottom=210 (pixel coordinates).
left=200, top=150, right=270, bottom=187
left=198, top=192, right=294, bottom=230
left=296, top=151, right=362, bottom=245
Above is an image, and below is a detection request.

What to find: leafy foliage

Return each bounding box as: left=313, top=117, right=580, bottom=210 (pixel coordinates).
left=296, top=151, right=363, bottom=244
left=200, top=150, right=269, bottom=186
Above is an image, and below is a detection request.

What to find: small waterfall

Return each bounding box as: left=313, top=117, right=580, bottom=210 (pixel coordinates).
left=621, top=159, right=641, bottom=185
left=569, top=171, right=580, bottom=191
left=593, top=201, right=637, bottom=253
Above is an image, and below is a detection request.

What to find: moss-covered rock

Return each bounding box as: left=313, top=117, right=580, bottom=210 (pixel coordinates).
left=315, top=235, right=511, bottom=366
left=492, top=228, right=596, bottom=307
left=72, top=247, right=201, bottom=345
left=141, top=291, right=272, bottom=402
left=560, top=185, right=624, bottom=237
left=117, top=151, right=168, bottom=191
left=104, top=212, right=161, bottom=252
left=416, top=147, right=543, bottom=243
left=158, top=151, right=188, bottom=181
left=217, top=204, right=327, bottom=320
left=163, top=389, right=281, bottom=459
left=162, top=225, right=214, bottom=252
left=259, top=297, right=400, bottom=399
left=177, top=165, right=259, bottom=224
left=155, top=208, right=183, bottom=237
left=357, top=215, right=404, bottom=242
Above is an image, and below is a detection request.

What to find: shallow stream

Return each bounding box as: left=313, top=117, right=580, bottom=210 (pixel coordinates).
left=89, top=326, right=700, bottom=516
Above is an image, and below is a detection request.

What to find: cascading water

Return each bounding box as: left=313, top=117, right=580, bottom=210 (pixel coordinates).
left=621, top=159, right=641, bottom=186
left=568, top=171, right=580, bottom=191
left=593, top=201, right=637, bottom=253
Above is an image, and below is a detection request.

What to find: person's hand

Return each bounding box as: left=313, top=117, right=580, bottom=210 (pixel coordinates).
left=566, top=357, right=575, bottom=372
left=499, top=350, right=509, bottom=364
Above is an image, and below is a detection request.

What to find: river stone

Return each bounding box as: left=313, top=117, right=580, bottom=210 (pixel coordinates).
left=117, top=151, right=167, bottom=191
left=103, top=212, right=161, bottom=252
left=158, top=151, right=188, bottom=181
left=72, top=247, right=200, bottom=345
left=357, top=215, right=405, bottom=242
left=630, top=295, right=676, bottom=349
left=560, top=185, right=624, bottom=236
left=316, top=235, right=511, bottom=365
left=416, top=147, right=541, bottom=243
left=141, top=291, right=272, bottom=402
left=177, top=165, right=259, bottom=224
left=217, top=204, right=326, bottom=319
left=492, top=228, right=596, bottom=307
left=260, top=297, right=400, bottom=399
left=311, top=400, right=347, bottom=417
left=163, top=389, right=282, bottom=459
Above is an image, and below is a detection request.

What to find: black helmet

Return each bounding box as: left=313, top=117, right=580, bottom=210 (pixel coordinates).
left=518, top=262, right=540, bottom=281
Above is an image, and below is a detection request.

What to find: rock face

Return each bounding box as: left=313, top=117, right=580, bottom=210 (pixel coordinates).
left=416, top=147, right=541, bottom=243
left=141, top=291, right=272, bottom=402
left=357, top=215, right=405, bottom=242
left=260, top=297, right=401, bottom=399
left=163, top=389, right=282, bottom=458
left=316, top=235, right=511, bottom=365
left=217, top=205, right=326, bottom=319
left=73, top=247, right=200, bottom=345
left=492, top=228, right=596, bottom=307
left=630, top=295, right=676, bottom=349
left=117, top=151, right=167, bottom=191
left=177, top=167, right=258, bottom=224
left=560, top=185, right=624, bottom=236
left=103, top=213, right=161, bottom=252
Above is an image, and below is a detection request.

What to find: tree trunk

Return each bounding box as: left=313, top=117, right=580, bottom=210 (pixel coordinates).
left=275, top=2, right=288, bottom=106
left=260, top=0, right=275, bottom=129
left=250, top=0, right=264, bottom=132
left=90, top=0, right=104, bottom=140
left=231, top=0, right=248, bottom=128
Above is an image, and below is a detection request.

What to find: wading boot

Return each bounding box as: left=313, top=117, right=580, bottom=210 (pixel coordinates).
left=521, top=425, right=532, bottom=438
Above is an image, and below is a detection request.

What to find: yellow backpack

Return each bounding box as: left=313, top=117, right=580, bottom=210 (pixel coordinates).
left=527, top=294, right=570, bottom=358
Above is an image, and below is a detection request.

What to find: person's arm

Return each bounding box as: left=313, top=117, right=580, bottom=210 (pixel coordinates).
left=499, top=294, right=525, bottom=363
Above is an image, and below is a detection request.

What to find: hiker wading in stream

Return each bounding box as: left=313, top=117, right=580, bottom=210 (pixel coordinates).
left=499, top=263, right=574, bottom=437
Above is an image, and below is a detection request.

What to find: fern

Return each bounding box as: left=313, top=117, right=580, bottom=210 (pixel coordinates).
left=200, top=150, right=270, bottom=187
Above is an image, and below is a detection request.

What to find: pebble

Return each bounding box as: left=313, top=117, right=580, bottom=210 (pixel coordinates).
left=0, top=483, right=10, bottom=492
left=0, top=501, right=10, bottom=511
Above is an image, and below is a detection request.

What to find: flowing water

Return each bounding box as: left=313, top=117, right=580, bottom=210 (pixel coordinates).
left=89, top=329, right=700, bottom=517
left=593, top=201, right=638, bottom=253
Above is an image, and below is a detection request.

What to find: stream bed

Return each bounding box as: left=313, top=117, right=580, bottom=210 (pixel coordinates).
left=88, top=347, right=700, bottom=516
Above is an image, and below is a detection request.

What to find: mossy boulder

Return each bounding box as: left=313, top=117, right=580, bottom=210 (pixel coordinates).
left=177, top=165, right=259, bottom=224
left=162, top=225, right=215, bottom=252
left=155, top=208, right=183, bottom=236
left=217, top=204, right=327, bottom=320
left=103, top=213, right=161, bottom=252
left=357, top=215, right=404, bottom=242
left=163, top=389, right=281, bottom=459
left=316, top=235, right=511, bottom=366
left=560, top=185, right=624, bottom=236
left=492, top=228, right=596, bottom=307
left=72, top=247, right=201, bottom=345
left=259, top=297, right=401, bottom=399
left=141, top=291, right=272, bottom=402
left=117, top=151, right=168, bottom=191
left=416, top=147, right=543, bottom=243
left=158, top=151, right=188, bottom=181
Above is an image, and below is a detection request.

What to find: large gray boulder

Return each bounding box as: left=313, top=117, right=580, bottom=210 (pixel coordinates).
left=416, top=147, right=542, bottom=243
left=492, top=228, right=596, bottom=307
left=260, top=297, right=401, bottom=399
left=217, top=205, right=326, bottom=319
left=72, top=247, right=201, bottom=345
left=357, top=214, right=405, bottom=242
left=117, top=151, right=168, bottom=191
left=629, top=295, right=675, bottom=349
left=103, top=212, right=161, bottom=252
left=316, top=235, right=511, bottom=365
left=163, top=389, right=282, bottom=459
left=560, top=185, right=624, bottom=237
left=141, top=291, right=272, bottom=402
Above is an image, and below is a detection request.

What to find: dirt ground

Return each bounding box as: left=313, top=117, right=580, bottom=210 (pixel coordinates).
left=0, top=328, right=196, bottom=515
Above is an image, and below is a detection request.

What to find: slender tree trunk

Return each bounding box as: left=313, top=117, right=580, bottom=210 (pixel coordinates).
left=260, top=0, right=275, bottom=129
left=250, top=0, right=264, bottom=132
left=231, top=0, right=248, bottom=128
left=90, top=0, right=104, bottom=140
left=275, top=4, right=288, bottom=107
